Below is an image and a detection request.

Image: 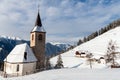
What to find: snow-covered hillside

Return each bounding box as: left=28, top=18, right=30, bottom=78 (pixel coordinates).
left=51, top=26, right=120, bottom=68
left=75, top=27, right=120, bottom=55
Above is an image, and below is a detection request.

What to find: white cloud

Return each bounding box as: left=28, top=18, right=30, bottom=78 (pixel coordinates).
left=46, top=7, right=60, bottom=18
left=0, top=0, right=120, bottom=44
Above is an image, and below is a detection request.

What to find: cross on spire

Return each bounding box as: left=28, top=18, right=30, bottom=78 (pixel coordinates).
left=35, top=3, right=42, bottom=27
left=38, top=1, right=40, bottom=12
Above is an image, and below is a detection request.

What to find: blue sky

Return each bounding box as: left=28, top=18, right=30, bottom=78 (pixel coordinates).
left=0, top=0, right=120, bottom=44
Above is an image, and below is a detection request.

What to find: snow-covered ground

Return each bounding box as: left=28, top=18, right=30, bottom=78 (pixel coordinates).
left=2, top=27, right=120, bottom=80
left=0, top=68, right=120, bottom=80
left=51, top=27, right=120, bottom=68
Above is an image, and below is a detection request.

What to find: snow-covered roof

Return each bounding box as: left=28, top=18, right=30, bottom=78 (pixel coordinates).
left=32, top=26, right=46, bottom=32
left=31, top=11, right=46, bottom=32
left=4, top=43, right=37, bottom=63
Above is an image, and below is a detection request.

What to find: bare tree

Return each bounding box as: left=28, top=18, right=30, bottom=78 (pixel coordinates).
left=86, top=53, right=93, bottom=69
left=105, top=40, right=117, bottom=66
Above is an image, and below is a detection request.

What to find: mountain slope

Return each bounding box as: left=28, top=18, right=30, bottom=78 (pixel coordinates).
left=0, top=36, right=25, bottom=61
left=45, top=43, right=63, bottom=56
left=51, top=26, right=120, bottom=68
left=74, top=26, right=120, bottom=55
left=0, top=36, right=68, bottom=61
left=50, top=42, right=71, bottom=51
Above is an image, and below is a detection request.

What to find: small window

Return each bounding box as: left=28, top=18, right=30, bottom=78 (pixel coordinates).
left=17, top=64, right=19, bottom=72
left=32, top=35, right=34, bottom=40
left=38, top=34, right=42, bottom=41
left=24, top=52, right=27, bottom=60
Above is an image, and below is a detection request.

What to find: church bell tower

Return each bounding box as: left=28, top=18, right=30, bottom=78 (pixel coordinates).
left=30, top=11, right=46, bottom=69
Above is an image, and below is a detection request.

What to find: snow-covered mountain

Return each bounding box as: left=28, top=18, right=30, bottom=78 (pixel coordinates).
left=0, top=36, right=68, bottom=61
left=45, top=43, right=64, bottom=56
left=72, top=26, right=120, bottom=56
left=51, top=26, right=120, bottom=68
left=0, top=36, right=29, bottom=61
left=50, top=42, right=71, bottom=51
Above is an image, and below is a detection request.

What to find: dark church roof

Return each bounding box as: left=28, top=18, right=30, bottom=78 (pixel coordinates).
left=35, top=12, right=42, bottom=27
left=31, top=11, right=45, bottom=32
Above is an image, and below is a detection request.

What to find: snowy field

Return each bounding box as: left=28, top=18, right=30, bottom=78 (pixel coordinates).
left=0, top=68, right=120, bottom=80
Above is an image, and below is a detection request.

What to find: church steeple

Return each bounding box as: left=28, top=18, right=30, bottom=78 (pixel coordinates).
left=30, top=5, right=46, bottom=69
left=35, top=12, right=42, bottom=27
left=31, top=11, right=45, bottom=32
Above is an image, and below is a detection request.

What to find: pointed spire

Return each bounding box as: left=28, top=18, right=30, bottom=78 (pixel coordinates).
left=35, top=11, right=42, bottom=27
left=31, top=1, right=45, bottom=32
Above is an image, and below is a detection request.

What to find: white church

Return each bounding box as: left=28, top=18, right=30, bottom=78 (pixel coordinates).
left=4, top=10, right=46, bottom=76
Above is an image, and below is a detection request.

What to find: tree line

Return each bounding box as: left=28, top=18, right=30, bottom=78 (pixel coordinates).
left=77, top=19, right=120, bottom=45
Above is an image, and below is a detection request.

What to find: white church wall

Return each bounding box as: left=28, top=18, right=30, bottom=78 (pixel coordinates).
left=22, top=62, right=36, bottom=75
left=4, top=62, right=36, bottom=76
left=4, top=62, right=23, bottom=76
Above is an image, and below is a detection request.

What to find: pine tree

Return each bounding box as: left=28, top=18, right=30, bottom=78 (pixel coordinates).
left=45, top=57, right=51, bottom=70
left=95, top=31, right=98, bottom=37
left=77, top=39, right=83, bottom=45
left=83, top=37, right=87, bottom=42
left=54, top=54, right=64, bottom=69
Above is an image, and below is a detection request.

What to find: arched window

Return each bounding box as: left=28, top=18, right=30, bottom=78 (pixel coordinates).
left=32, top=34, right=34, bottom=40
left=17, top=64, right=19, bottom=72
left=38, top=34, right=42, bottom=41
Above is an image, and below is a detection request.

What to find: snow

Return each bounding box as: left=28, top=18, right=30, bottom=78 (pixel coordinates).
left=76, top=27, right=120, bottom=55
left=0, top=35, right=21, bottom=40
left=50, top=42, right=71, bottom=51
left=4, top=43, right=37, bottom=63
left=51, top=27, right=120, bottom=68
left=32, top=26, right=45, bottom=32
left=2, top=26, right=120, bottom=80
left=0, top=68, right=120, bottom=80
left=50, top=42, right=62, bottom=45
